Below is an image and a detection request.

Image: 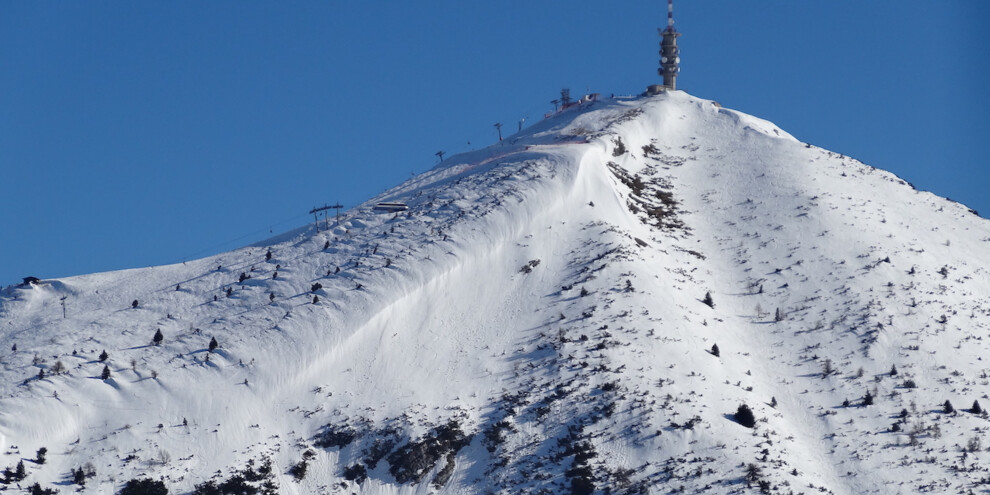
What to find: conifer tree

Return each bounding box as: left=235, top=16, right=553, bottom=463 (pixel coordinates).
left=711, top=343, right=720, bottom=357
left=101, top=365, right=111, bottom=381
left=132, top=299, right=139, bottom=309
left=944, top=400, right=955, bottom=414
left=153, top=329, right=164, bottom=346
left=119, top=478, right=167, bottom=495
left=99, top=350, right=109, bottom=362
left=208, top=337, right=218, bottom=353
left=702, top=291, right=714, bottom=308
left=73, top=467, right=87, bottom=486
left=734, top=404, right=756, bottom=428
left=28, top=482, right=58, bottom=495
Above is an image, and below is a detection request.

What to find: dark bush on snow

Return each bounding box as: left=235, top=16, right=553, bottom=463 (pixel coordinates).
left=314, top=424, right=358, bottom=449
left=702, top=291, right=714, bottom=308
left=734, top=404, right=756, bottom=428
left=343, top=463, right=368, bottom=483
left=28, top=483, right=58, bottom=495
left=119, top=478, right=168, bottom=495
left=387, top=420, right=471, bottom=484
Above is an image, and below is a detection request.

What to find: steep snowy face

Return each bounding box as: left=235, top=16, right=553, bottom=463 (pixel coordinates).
left=1, top=92, right=989, bottom=495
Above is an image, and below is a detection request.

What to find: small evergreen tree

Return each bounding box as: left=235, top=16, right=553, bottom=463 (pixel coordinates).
left=324, top=240, right=330, bottom=250
left=711, top=343, right=720, bottom=357
left=702, top=291, right=714, bottom=308
left=119, top=478, right=168, bottom=495
left=191, top=480, right=221, bottom=495
left=611, top=136, right=626, bottom=156
left=132, top=299, right=139, bottom=308
left=774, top=307, right=784, bottom=322
left=265, top=249, right=272, bottom=261
left=863, top=390, right=874, bottom=406
left=944, top=400, right=955, bottom=414
left=269, top=292, right=276, bottom=302
left=51, top=360, right=65, bottom=375
left=744, top=463, right=762, bottom=488
left=972, top=400, right=983, bottom=414
left=14, top=460, right=25, bottom=481
left=770, top=396, right=778, bottom=408
left=313, top=295, right=320, bottom=304
left=28, top=482, right=57, bottom=495
left=289, top=459, right=308, bottom=481
left=208, top=337, right=218, bottom=353
left=822, top=358, right=834, bottom=378
left=890, top=364, right=898, bottom=376
left=99, top=350, right=109, bottom=362
left=153, top=329, right=164, bottom=346
left=311, top=282, right=323, bottom=292
left=36, top=447, right=47, bottom=464
left=73, top=467, right=87, bottom=486
left=101, top=365, right=111, bottom=381
left=734, top=404, right=756, bottom=428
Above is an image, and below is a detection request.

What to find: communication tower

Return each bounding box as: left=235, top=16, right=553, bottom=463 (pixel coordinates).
left=658, top=0, right=681, bottom=90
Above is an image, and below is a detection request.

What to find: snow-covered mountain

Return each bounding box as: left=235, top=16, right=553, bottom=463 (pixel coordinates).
left=2, top=91, right=989, bottom=495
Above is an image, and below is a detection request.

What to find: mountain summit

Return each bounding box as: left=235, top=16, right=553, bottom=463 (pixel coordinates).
left=2, top=91, right=989, bottom=494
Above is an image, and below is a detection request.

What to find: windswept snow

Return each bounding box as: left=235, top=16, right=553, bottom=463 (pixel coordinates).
left=2, top=91, right=989, bottom=494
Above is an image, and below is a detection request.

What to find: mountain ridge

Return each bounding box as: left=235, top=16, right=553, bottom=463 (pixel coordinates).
left=2, top=91, right=989, bottom=494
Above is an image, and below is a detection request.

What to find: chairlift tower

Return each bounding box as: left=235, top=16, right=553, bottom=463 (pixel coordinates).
left=659, top=0, right=681, bottom=90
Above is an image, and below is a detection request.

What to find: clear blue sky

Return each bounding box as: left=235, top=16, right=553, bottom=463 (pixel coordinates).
left=2, top=1, right=987, bottom=286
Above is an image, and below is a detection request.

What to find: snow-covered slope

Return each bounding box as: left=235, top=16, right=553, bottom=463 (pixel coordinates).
left=2, top=91, right=989, bottom=494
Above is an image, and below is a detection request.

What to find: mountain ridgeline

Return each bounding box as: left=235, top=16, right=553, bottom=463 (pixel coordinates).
left=2, top=92, right=989, bottom=494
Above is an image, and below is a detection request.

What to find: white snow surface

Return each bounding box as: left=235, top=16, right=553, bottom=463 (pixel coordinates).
left=2, top=91, right=990, bottom=494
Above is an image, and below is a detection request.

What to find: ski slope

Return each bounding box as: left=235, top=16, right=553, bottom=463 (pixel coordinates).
left=2, top=91, right=989, bottom=494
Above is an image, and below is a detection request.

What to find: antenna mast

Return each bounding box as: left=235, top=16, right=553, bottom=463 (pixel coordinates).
left=659, top=0, right=682, bottom=90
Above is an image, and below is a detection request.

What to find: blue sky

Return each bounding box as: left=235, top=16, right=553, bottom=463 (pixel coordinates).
left=2, top=1, right=987, bottom=286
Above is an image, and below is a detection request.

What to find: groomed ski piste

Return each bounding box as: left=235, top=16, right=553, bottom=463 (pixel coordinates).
left=2, top=91, right=989, bottom=494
